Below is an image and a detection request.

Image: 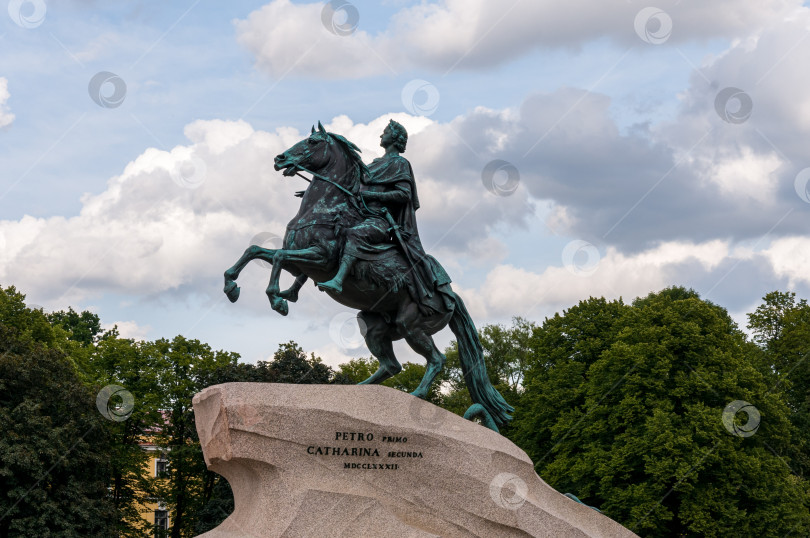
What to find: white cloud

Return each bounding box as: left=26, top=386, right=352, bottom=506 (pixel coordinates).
left=310, top=341, right=366, bottom=369
left=0, top=78, right=14, bottom=128
left=0, top=119, right=299, bottom=303
left=471, top=239, right=732, bottom=318
left=103, top=320, right=151, bottom=341
left=663, top=9, right=810, bottom=162
left=235, top=0, right=390, bottom=79
left=763, top=236, right=810, bottom=287
left=703, top=147, right=782, bottom=201
left=236, top=0, right=800, bottom=78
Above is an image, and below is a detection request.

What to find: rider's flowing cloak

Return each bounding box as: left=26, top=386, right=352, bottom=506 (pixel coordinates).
left=363, top=155, right=453, bottom=313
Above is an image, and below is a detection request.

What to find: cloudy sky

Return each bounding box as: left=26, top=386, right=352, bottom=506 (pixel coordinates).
left=2, top=0, right=810, bottom=367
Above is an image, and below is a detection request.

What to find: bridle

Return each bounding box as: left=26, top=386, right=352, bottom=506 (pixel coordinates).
left=286, top=150, right=379, bottom=217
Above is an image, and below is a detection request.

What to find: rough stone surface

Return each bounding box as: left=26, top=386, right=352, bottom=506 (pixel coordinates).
left=193, top=383, right=638, bottom=538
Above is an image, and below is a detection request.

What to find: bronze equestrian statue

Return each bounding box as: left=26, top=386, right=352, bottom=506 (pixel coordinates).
left=223, top=120, right=513, bottom=431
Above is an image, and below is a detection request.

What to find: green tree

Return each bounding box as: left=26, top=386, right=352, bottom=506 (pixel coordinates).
left=47, top=307, right=102, bottom=347
left=336, top=356, right=376, bottom=384
left=88, top=336, right=162, bottom=537
left=265, top=341, right=334, bottom=384
left=512, top=296, right=628, bottom=472
left=0, top=286, right=65, bottom=350
left=748, top=291, right=810, bottom=478
left=747, top=291, right=802, bottom=352
left=513, top=288, right=810, bottom=537
left=0, top=323, right=117, bottom=537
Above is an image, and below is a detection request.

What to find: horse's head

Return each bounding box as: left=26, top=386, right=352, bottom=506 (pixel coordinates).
left=274, top=122, right=366, bottom=187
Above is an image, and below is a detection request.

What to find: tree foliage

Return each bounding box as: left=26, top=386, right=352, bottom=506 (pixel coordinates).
left=748, top=291, right=810, bottom=479
left=0, top=291, right=116, bottom=537
left=511, top=288, right=810, bottom=536
left=47, top=307, right=102, bottom=348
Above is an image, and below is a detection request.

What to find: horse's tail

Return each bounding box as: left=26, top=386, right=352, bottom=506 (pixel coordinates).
left=448, top=292, right=514, bottom=428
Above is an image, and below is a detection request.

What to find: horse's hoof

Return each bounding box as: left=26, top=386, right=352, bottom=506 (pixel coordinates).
left=409, top=390, right=428, bottom=400
left=278, top=289, right=299, bottom=303
left=270, top=297, right=289, bottom=316
left=224, top=281, right=240, bottom=303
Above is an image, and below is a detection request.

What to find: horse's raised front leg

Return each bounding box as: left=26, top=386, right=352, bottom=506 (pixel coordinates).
left=223, top=245, right=277, bottom=303
left=278, top=275, right=308, bottom=303
left=266, top=247, right=326, bottom=315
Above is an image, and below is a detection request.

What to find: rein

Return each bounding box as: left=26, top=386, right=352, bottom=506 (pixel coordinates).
left=291, top=162, right=379, bottom=216
left=292, top=163, right=357, bottom=199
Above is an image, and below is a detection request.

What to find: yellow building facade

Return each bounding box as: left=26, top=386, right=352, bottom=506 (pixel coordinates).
left=139, top=440, right=170, bottom=536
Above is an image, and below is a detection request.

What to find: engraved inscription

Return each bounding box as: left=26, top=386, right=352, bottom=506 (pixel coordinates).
left=307, top=431, right=420, bottom=470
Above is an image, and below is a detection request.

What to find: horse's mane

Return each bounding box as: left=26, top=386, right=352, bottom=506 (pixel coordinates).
left=327, top=132, right=369, bottom=187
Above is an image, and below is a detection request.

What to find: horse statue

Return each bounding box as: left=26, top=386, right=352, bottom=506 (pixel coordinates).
left=222, top=121, right=514, bottom=431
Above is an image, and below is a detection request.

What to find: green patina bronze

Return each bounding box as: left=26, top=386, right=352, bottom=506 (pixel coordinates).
left=223, top=120, right=514, bottom=432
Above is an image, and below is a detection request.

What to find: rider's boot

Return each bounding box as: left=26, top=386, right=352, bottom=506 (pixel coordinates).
left=318, top=255, right=356, bottom=294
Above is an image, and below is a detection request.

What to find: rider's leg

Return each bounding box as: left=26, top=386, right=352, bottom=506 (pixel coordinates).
left=317, top=254, right=356, bottom=293
left=318, top=219, right=388, bottom=294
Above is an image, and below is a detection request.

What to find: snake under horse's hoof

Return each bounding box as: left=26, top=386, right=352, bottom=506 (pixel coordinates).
left=464, top=403, right=499, bottom=433
left=224, top=280, right=241, bottom=303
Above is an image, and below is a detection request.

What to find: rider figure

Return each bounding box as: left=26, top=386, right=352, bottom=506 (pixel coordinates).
left=317, top=120, right=450, bottom=310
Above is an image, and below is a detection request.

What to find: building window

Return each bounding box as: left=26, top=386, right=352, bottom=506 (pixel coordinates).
left=154, top=509, right=169, bottom=537
left=155, top=457, right=168, bottom=476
